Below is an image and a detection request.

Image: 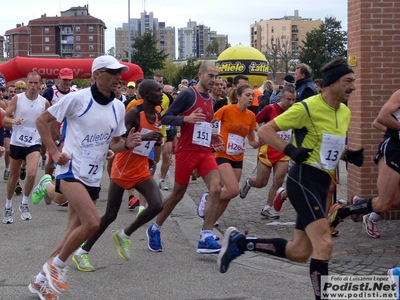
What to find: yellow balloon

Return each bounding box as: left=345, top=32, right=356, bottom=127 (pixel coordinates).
left=216, top=46, right=268, bottom=87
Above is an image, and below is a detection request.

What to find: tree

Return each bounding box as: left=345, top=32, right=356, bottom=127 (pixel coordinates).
left=264, top=37, right=297, bottom=82
left=129, top=31, right=169, bottom=78
left=153, top=60, right=178, bottom=85
left=298, top=17, right=347, bottom=78
left=205, top=39, right=220, bottom=57
left=107, top=47, right=116, bottom=57
left=174, top=58, right=200, bottom=87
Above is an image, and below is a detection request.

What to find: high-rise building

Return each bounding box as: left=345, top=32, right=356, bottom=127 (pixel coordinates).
left=5, top=5, right=106, bottom=58
left=250, top=10, right=322, bottom=55
left=177, top=19, right=228, bottom=60
left=115, top=12, right=175, bottom=61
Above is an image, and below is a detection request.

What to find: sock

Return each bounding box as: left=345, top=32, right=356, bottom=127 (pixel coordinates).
left=263, top=205, right=271, bottom=211
left=52, top=255, right=66, bottom=268
left=151, top=223, right=161, bottom=231
left=5, top=199, right=12, bottom=209
left=200, top=229, right=213, bottom=241
left=5, top=168, right=9, bottom=171
left=119, top=229, right=129, bottom=239
left=242, top=237, right=287, bottom=258
left=21, top=195, right=29, bottom=205
left=35, top=273, right=47, bottom=283
left=159, top=178, right=165, bottom=182
left=337, top=198, right=373, bottom=219
left=310, top=258, right=328, bottom=300
left=44, top=182, right=52, bottom=190
left=368, top=212, right=380, bottom=221
left=76, top=247, right=89, bottom=255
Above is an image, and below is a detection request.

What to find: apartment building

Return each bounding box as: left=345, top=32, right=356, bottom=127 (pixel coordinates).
left=115, top=11, right=175, bottom=60
left=5, top=5, right=106, bottom=58
left=250, top=10, right=322, bottom=55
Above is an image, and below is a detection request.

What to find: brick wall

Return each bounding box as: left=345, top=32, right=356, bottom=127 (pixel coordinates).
left=347, top=0, right=400, bottom=217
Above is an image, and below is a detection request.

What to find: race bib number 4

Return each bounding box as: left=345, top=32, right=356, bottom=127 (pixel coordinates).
left=192, top=122, right=212, bottom=147
left=132, top=128, right=156, bottom=157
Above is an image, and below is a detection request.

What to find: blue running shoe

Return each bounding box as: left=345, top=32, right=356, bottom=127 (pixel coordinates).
left=197, top=235, right=221, bottom=254
left=217, top=227, right=245, bottom=273
left=146, top=224, right=162, bottom=252
left=388, top=268, right=400, bottom=299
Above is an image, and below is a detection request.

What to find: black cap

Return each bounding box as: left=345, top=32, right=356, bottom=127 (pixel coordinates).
left=283, top=75, right=295, bottom=84
left=46, top=79, right=55, bottom=87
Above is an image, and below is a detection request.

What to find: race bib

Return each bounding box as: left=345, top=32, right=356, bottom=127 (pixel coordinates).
left=132, top=128, right=156, bottom=157
left=17, top=126, right=40, bottom=146
left=79, top=149, right=105, bottom=181
left=211, top=121, right=221, bottom=134
left=192, top=122, right=212, bottom=147
left=320, top=133, right=346, bottom=170
left=277, top=129, right=292, bottom=142
left=226, top=133, right=245, bottom=155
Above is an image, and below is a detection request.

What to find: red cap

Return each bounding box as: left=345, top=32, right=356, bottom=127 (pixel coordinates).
left=59, top=68, right=73, bottom=80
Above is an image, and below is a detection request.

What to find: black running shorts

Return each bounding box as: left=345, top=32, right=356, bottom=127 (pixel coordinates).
left=286, top=164, right=331, bottom=231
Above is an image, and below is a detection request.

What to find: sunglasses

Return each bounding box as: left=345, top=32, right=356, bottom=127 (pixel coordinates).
left=98, top=69, right=122, bottom=75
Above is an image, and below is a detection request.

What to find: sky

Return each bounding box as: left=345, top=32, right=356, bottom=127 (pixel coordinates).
left=0, top=0, right=348, bottom=54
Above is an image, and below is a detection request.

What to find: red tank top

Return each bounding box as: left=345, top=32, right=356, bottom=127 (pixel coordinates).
left=176, top=87, right=214, bottom=153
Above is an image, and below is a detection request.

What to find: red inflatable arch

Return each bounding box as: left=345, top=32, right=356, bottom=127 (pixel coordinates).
left=0, top=56, right=144, bottom=83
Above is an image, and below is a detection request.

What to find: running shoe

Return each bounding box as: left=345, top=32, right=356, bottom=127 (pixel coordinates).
left=387, top=267, right=400, bottom=299
left=15, top=182, right=22, bottom=195
left=3, top=207, right=13, bottom=224
left=197, top=192, right=208, bottom=219
left=350, top=195, right=362, bottom=222
left=3, top=169, right=10, bottom=180
left=43, top=260, right=69, bottom=294
left=72, top=252, right=95, bottom=272
left=331, top=229, right=339, bottom=236
left=146, top=224, right=162, bottom=252
left=239, top=177, right=251, bottom=199
left=363, top=213, right=380, bottom=238
left=136, top=206, right=145, bottom=218
left=261, top=207, right=280, bottom=219
left=158, top=179, right=169, bottom=191
left=217, top=227, right=245, bottom=273
left=112, top=229, right=131, bottom=260
left=327, top=203, right=343, bottom=233
left=19, top=204, right=32, bottom=220
left=273, top=187, right=286, bottom=212
left=44, top=194, right=52, bottom=205
left=197, top=235, right=221, bottom=254
left=128, top=196, right=139, bottom=210
left=32, top=174, right=53, bottom=205
left=20, top=166, right=26, bottom=180
left=28, top=276, right=59, bottom=300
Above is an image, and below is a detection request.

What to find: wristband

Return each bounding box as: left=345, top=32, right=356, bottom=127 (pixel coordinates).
left=124, top=140, right=130, bottom=150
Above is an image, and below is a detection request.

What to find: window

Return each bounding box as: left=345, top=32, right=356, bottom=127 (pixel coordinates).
left=76, top=45, right=81, bottom=51
left=282, top=35, right=287, bottom=40
left=89, top=36, right=93, bottom=41
left=45, top=46, right=50, bottom=52
left=88, top=26, right=93, bottom=32
left=75, top=26, right=80, bottom=32
left=76, top=36, right=80, bottom=42
left=44, top=27, right=49, bottom=33
left=44, top=37, right=49, bottom=43
left=282, top=26, right=286, bottom=31
left=271, top=26, right=274, bottom=33
left=301, top=35, right=306, bottom=40
left=89, top=45, right=94, bottom=50
left=301, top=27, right=305, bottom=31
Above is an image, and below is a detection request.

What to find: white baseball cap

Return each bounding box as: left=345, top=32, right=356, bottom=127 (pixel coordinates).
left=91, top=55, right=129, bottom=73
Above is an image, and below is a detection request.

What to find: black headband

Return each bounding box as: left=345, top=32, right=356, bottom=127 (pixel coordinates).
left=322, top=64, right=354, bottom=87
